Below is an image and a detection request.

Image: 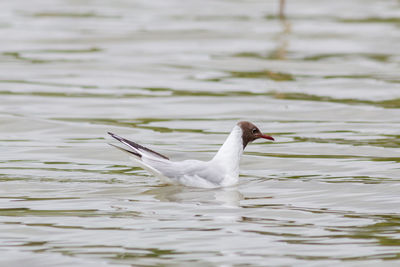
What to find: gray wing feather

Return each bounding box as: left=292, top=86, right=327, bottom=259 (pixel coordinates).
left=147, top=159, right=224, bottom=185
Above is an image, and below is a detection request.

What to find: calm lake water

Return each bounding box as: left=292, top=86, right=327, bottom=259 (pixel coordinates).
left=1, top=0, right=400, bottom=266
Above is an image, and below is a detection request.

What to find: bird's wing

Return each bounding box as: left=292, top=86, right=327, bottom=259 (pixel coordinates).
left=108, top=132, right=172, bottom=182
left=158, top=160, right=225, bottom=187
left=108, top=132, right=169, bottom=160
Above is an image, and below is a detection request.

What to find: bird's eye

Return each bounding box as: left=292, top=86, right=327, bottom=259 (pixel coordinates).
left=252, top=128, right=258, bottom=134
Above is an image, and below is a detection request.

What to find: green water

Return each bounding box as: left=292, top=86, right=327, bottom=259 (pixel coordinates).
left=0, top=0, right=400, bottom=266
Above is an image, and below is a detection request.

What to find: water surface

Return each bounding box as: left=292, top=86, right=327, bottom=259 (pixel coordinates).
left=1, top=0, right=400, bottom=266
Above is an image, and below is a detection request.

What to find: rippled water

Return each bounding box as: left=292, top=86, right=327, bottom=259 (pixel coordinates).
left=1, top=0, right=400, bottom=266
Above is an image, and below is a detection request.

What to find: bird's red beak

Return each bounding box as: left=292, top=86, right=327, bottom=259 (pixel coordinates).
left=259, top=134, right=274, bottom=141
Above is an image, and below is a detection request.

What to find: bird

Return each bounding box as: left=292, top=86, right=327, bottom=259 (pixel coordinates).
left=108, top=121, right=274, bottom=188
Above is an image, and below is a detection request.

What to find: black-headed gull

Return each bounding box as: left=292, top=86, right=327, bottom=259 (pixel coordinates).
left=108, top=121, right=274, bottom=188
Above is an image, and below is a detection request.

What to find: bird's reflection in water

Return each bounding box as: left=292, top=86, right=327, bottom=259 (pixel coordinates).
left=143, top=185, right=243, bottom=207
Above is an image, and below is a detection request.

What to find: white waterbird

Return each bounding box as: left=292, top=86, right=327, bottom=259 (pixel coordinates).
left=108, top=121, right=274, bottom=188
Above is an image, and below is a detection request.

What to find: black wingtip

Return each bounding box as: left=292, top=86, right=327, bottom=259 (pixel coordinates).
left=107, top=131, right=169, bottom=160
left=108, top=143, right=141, bottom=158
left=108, top=132, right=124, bottom=142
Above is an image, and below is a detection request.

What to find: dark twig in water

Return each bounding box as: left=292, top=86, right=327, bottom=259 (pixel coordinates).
left=279, top=0, right=286, bottom=19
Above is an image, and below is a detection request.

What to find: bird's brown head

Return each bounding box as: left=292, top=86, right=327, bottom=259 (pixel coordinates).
left=237, top=121, right=274, bottom=149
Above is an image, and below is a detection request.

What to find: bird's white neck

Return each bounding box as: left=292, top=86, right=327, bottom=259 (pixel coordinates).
left=212, top=125, right=243, bottom=174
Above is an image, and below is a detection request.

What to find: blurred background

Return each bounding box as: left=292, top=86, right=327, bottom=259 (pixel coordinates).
left=0, top=0, right=400, bottom=266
